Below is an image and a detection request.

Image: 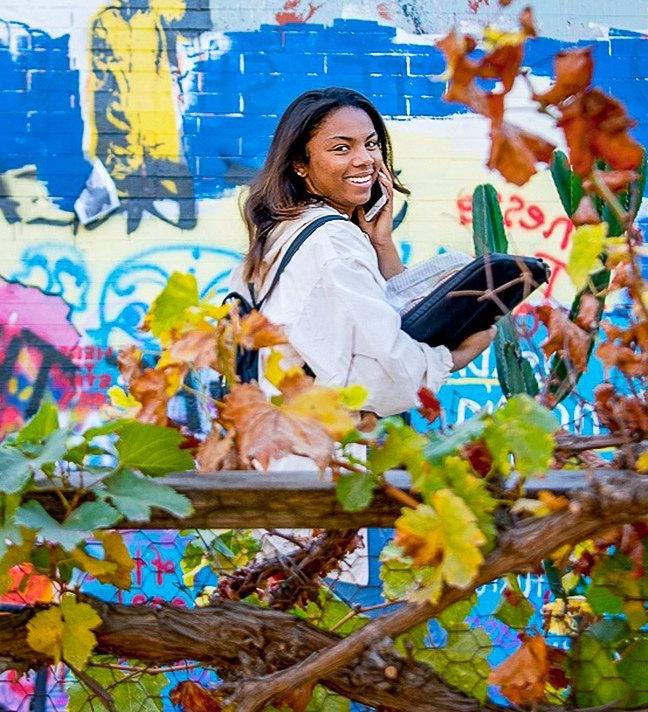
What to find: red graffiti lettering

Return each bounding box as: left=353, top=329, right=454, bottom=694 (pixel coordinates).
left=542, top=216, right=574, bottom=250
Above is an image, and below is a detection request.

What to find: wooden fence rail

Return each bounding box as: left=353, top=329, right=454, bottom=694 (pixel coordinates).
left=30, top=469, right=628, bottom=529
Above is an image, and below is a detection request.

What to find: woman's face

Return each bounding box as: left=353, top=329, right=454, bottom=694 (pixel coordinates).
left=297, top=106, right=382, bottom=217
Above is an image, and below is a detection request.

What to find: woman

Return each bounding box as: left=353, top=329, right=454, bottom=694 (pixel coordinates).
left=230, top=87, right=494, bottom=416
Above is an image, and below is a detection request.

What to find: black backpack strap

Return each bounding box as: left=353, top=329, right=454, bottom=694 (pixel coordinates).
left=247, top=214, right=346, bottom=309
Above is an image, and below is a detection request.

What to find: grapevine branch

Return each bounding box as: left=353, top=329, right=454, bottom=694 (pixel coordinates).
left=1, top=472, right=647, bottom=711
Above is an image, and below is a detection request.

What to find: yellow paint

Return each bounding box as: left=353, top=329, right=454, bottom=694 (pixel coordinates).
left=19, top=385, right=34, bottom=401
left=7, top=377, right=17, bottom=395
left=86, top=0, right=186, bottom=183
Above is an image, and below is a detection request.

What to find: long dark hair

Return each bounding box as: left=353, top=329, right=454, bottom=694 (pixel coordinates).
left=241, top=87, right=409, bottom=280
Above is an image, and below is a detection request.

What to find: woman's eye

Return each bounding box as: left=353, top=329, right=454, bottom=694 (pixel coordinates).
left=333, top=145, right=350, bottom=152
left=366, top=140, right=380, bottom=149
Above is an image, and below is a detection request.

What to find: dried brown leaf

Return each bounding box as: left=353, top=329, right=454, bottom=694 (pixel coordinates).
left=196, top=430, right=238, bottom=472
left=537, top=304, right=591, bottom=372
left=169, top=681, right=223, bottom=712
left=238, top=310, right=287, bottom=350
left=218, top=383, right=334, bottom=469
left=168, top=329, right=216, bottom=369
left=583, top=169, right=639, bottom=193
left=488, top=635, right=550, bottom=705
left=488, top=122, right=555, bottom=186
left=574, top=293, right=600, bottom=331
left=117, top=345, right=142, bottom=386
left=479, top=44, right=524, bottom=92
left=559, top=88, right=644, bottom=177
left=534, top=47, right=593, bottom=106
left=519, top=6, right=537, bottom=37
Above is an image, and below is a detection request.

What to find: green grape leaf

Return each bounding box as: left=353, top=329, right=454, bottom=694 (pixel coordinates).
left=438, top=594, right=477, bottom=628
left=67, top=661, right=165, bottom=712
left=102, top=468, right=192, bottom=521
left=367, top=421, right=426, bottom=475
left=572, top=631, right=629, bottom=707
left=115, top=422, right=194, bottom=476
left=567, top=223, right=607, bottom=290
left=145, top=271, right=199, bottom=343
left=0, top=530, right=36, bottom=595
left=0, top=448, right=32, bottom=494
left=27, top=593, right=101, bottom=670
left=495, top=575, right=534, bottom=630
left=420, top=623, right=492, bottom=702
left=335, top=471, right=377, bottom=512
left=83, top=419, right=128, bottom=441
left=16, top=501, right=120, bottom=551
left=483, top=394, right=558, bottom=477
left=618, top=638, right=648, bottom=706
left=16, top=402, right=59, bottom=444
left=587, top=553, right=648, bottom=629
left=588, top=618, right=631, bottom=648
left=291, top=587, right=368, bottom=636
left=306, top=684, right=350, bottom=712
left=425, top=416, right=486, bottom=465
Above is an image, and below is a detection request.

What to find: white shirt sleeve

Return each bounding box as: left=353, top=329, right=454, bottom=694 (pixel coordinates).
left=285, top=253, right=453, bottom=417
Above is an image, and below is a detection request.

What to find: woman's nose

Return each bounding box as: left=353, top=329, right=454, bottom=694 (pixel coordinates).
left=351, top=146, right=374, bottom=166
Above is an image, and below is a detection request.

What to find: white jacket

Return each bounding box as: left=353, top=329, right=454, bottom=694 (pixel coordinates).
left=228, top=204, right=453, bottom=417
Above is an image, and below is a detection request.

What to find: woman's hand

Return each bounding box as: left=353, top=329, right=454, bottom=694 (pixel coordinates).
left=356, top=164, right=405, bottom=279
left=450, top=326, right=497, bottom=371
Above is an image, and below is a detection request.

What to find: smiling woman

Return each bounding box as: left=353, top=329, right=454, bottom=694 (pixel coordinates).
left=229, top=87, right=495, bottom=429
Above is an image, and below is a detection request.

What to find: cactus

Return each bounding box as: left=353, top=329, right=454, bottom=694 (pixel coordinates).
left=544, top=149, right=646, bottom=405
left=471, top=185, right=539, bottom=397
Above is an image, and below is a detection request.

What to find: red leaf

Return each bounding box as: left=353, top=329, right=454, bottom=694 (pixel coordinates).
left=462, top=439, right=493, bottom=477
left=417, top=387, right=441, bottom=423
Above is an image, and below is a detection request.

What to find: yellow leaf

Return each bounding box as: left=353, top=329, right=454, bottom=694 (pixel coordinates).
left=107, top=386, right=141, bottom=411
left=264, top=349, right=304, bottom=389
left=26, top=594, right=103, bottom=669
left=483, top=25, right=526, bottom=48
left=335, top=384, right=368, bottom=410
left=72, top=533, right=135, bottom=590
left=27, top=606, right=64, bottom=664
left=283, top=385, right=357, bottom=440
left=567, top=223, right=607, bottom=290
left=395, top=490, right=486, bottom=599
left=199, top=302, right=231, bottom=321
left=60, top=593, right=102, bottom=670
left=636, top=451, right=648, bottom=473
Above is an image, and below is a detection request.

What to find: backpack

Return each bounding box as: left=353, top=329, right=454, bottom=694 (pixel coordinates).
left=222, top=214, right=346, bottom=385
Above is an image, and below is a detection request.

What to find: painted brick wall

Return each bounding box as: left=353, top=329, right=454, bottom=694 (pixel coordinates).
left=0, top=2, right=646, bottom=708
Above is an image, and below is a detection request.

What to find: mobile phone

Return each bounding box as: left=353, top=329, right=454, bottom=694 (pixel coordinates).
left=363, top=179, right=388, bottom=221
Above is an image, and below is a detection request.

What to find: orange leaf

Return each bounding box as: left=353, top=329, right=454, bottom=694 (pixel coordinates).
left=537, top=304, right=591, bottom=372
left=218, top=383, right=334, bottom=469
left=488, top=635, right=550, bottom=705
left=594, top=383, right=648, bottom=436
left=559, top=88, right=644, bottom=177
left=196, top=430, right=238, bottom=472
left=129, top=366, right=186, bottom=426
left=574, top=293, right=599, bottom=331
left=479, top=44, right=523, bottom=93
left=168, top=329, right=217, bottom=369
left=436, top=30, right=486, bottom=114
left=597, top=341, right=648, bottom=378
left=238, top=310, right=288, bottom=350
left=488, top=122, right=555, bottom=186
left=519, top=6, right=537, bottom=37
left=169, top=681, right=223, bottom=712
left=534, top=47, right=593, bottom=106
left=537, top=490, right=570, bottom=512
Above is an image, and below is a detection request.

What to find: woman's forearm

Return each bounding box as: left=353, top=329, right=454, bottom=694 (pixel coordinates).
left=373, top=240, right=406, bottom=279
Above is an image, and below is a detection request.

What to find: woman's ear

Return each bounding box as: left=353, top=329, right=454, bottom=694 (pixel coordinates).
left=293, top=163, right=307, bottom=179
